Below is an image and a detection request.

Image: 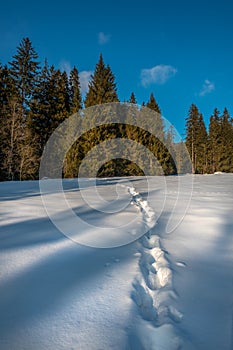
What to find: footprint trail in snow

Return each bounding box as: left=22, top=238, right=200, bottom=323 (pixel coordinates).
left=127, top=186, right=183, bottom=349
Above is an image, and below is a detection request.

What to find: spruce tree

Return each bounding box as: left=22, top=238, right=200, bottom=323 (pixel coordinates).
left=53, top=70, right=70, bottom=122
left=145, top=93, right=164, bottom=140
left=146, top=93, right=161, bottom=114
left=84, top=54, right=119, bottom=107
left=185, top=104, right=200, bottom=173
left=208, top=108, right=221, bottom=173
left=219, top=108, right=233, bottom=172
left=30, top=64, right=70, bottom=156
left=69, top=66, right=82, bottom=114
left=185, top=104, right=208, bottom=174
left=9, top=37, right=40, bottom=109
left=142, top=93, right=175, bottom=174
left=128, top=92, right=137, bottom=104
left=0, top=64, right=26, bottom=180
left=196, top=113, right=208, bottom=173
left=30, top=60, right=52, bottom=154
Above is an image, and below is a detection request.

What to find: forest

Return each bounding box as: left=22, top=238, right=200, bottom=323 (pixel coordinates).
left=1, top=37, right=233, bottom=181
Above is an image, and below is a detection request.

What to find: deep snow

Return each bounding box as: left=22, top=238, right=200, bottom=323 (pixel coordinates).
left=0, top=174, right=233, bottom=349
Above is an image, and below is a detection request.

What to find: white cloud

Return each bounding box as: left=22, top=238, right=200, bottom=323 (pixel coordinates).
left=98, top=31, right=111, bottom=45
left=141, top=64, right=177, bottom=87
left=199, top=79, right=215, bottom=96
left=79, top=70, right=93, bottom=94
left=59, top=60, right=71, bottom=75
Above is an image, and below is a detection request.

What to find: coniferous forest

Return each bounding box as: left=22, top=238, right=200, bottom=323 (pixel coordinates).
left=1, top=38, right=233, bottom=181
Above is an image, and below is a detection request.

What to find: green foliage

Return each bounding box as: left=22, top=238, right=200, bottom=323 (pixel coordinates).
left=69, top=66, right=82, bottom=114
left=84, top=54, right=119, bottom=107
left=1, top=38, right=233, bottom=180
left=97, top=159, right=144, bottom=177
left=128, top=92, right=137, bottom=104
left=208, top=108, right=221, bottom=173
left=218, top=108, right=233, bottom=172
left=185, top=104, right=208, bottom=173
left=9, top=37, right=40, bottom=108
left=146, top=93, right=161, bottom=114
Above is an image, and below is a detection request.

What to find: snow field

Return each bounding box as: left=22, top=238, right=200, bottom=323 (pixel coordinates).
left=0, top=174, right=233, bottom=349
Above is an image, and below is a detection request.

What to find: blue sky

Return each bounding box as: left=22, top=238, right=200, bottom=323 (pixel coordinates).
left=1, top=0, right=233, bottom=136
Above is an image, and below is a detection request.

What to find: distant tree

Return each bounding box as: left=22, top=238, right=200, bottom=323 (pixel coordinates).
left=141, top=93, right=176, bottom=174
left=9, top=37, right=40, bottom=109
left=53, top=70, right=70, bottom=122
left=1, top=96, right=23, bottom=180
left=146, top=93, right=161, bottom=114
left=196, top=113, right=208, bottom=173
left=145, top=93, right=164, bottom=140
left=71, top=55, right=119, bottom=177
left=29, top=60, right=52, bottom=155
left=69, top=66, right=82, bottom=114
left=128, top=92, right=137, bottom=104
left=208, top=108, right=221, bottom=173
left=84, top=54, right=119, bottom=107
left=0, top=64, right=11, bottom=179
left=0, top=64, right=28, bottom=180
left=186, top=104, right=201, bottom=174
left=30, top=64, right=70, bottom=156
left=218, top=108, right=233, bottom=172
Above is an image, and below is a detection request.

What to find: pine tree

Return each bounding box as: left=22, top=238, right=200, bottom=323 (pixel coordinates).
left=185, top=104, right=201, bottom=173
left=30, top=64, right=70, bottom=156
left=30, top=60, right=52, bottom=154
left=76, top=55, right=120, bottom=176
left=0, top=64, right=26, bottom=180
left=145, top=93, right=164, bottom=140
left=146, top=93, right=161, bottom=114
left=196, top=113, right=208, bottom=173
left=128, top=92, right=137, bottom=104
left=1, top=96, right=24, bottom=180
left=53, top=70, right=70, bottom=122
left=140, top=93, right=175, bottom=174
left=9, top=37, right=40, bottom=109
left=186, top=105, right=208, bottom=174
left=219, top=108, right=233, bottom=172
left=69, top=66, right=82, bottom=114
left=208, top=108, right=221, bottom=173
left=84, top=54, right=119, bottom=107
left=174, top=141, right=192, bottom=174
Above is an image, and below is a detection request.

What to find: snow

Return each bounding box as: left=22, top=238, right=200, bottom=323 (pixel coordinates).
left=0, top=174, right=233, bottom=349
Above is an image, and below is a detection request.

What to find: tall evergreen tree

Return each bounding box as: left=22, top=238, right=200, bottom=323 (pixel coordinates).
left=128, top=92, right=137, bottom=104
left=53, top=70, right=70, bottom=122
left=145, top=93, right=164, bottom=140
left=30, top=60, right=52, bottom=154
left=219, top=108, right=233, bottom=172
left=146, top=93, right=161, bottom=114
left=208, top=108, right=221, bottom=172
left=1, top=96, right=24, bottom=180
left=9, top=37, right=40, bottom=109
left=84, top=54, right=119, bottom=107
left=69, top=66, right=82, bottom=114
left=196, top=113, right=208, bottom=173
left=0, top=64, right=27, bottom=180
left=30, top=64, right=70, bottom=155
left=185, top=104, right=208, bottom=173
left=185, top=104, right=200, bottom=173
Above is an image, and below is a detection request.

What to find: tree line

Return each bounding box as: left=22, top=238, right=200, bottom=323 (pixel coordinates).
left=0, top=38, right=232, bottom=180
left=186, top=104, right=233, bottom=174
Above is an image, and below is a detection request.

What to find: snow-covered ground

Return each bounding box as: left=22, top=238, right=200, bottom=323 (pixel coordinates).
left=0, top=174, right=233, bottom=349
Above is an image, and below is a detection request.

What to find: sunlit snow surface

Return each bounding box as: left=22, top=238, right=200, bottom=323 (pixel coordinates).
left=0, top=174, right=233, bottom=349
